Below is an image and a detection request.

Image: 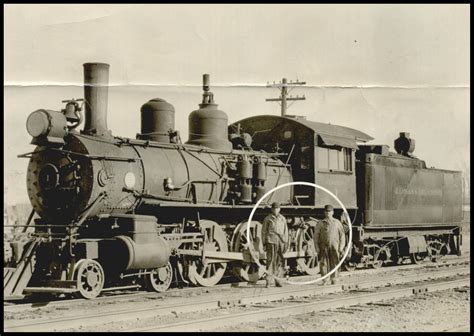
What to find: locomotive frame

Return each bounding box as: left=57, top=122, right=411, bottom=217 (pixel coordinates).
left=4, top=62, right=463, bottom=300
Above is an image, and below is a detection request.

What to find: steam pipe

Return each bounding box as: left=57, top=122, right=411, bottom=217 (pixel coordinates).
left=83, top=63, right=111, bottom=137
left=203, top=74, right=210, bottom=91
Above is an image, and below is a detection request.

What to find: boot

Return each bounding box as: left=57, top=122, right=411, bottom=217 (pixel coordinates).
left=265, top=276, right=273, bottom=288
left=275, top=279, right=285, bottom=287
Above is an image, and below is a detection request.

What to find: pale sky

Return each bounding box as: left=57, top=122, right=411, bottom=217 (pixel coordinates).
left=4, top=4, right=470, bottom=205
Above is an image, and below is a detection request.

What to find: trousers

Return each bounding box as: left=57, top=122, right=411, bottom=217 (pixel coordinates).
left=265, top=241, right=285, bottom=284
left=319, top=245, right=340, bottom=282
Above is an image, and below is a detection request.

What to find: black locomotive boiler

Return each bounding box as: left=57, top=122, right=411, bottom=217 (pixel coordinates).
left=4, top=63, right=463, bottom=299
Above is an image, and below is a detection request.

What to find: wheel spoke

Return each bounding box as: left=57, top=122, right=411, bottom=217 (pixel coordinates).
left=146, top=262, right=173, bottom=292
left=183, top=221, right=228, bottom=286
left=231, top=221, right=265, bottom=282
left=199, top=264, right=207, bottom=277
left=295, top=224, right=319, bottom=275
left=74, top=259, right=104, bottom=299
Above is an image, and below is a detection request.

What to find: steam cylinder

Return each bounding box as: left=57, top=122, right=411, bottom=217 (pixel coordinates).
left=139, top=98, right=175, bottom=142
left=187, top=74, right=232, bottom=151
left=83, top=63, right=111, bottom=137
left=114, top=235, right=170, bottom=270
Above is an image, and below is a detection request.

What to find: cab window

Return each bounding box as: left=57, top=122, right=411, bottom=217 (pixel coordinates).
left=317, top=146, right=352, bottom=172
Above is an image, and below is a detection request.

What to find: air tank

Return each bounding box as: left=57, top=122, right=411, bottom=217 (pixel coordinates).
left=253, top=159, right=267, bottom=181
left=237, top=157, right=252, bottom=179
left=253, top=158, right=267, bottom=202
left=138, top=98, right=175, bottom=142
left=186, top=74, right=232, bottom=151
left=254, top=185, right=266, bottom=202
left=240, top=184, right=253, bottom=203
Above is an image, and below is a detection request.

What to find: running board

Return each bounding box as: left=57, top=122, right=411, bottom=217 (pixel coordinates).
left=4, top=240, right=41, bottom=300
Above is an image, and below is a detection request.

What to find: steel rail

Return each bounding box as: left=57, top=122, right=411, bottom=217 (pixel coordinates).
left=4, top=267, right=470, bottom=332
left=130, top=278, right=470, bottom=332
left=4, top=254, right=469, bottom=312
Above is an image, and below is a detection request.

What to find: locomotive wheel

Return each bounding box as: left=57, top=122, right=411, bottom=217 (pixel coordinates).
left=371, top=246, right=389, bottom=269
left=371, top=257, right=383, bottom=269
left=410, top=252, right=425, bottom=265
left=427, top=240, right=445, bottom=262
left=342, top=260, right=357, bottom=272
left=295, top=221, right=319, bottom=275
left=145, top=262, right=173, bottom=292
left=184, top=220, right=228, bottom=287
left=73, top=259, right=105, bottom=299
left=231, top=221, right=266, bottom=282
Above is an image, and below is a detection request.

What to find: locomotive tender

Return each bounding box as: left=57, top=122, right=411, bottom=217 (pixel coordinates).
left=4, top=63, right=463, bottom=299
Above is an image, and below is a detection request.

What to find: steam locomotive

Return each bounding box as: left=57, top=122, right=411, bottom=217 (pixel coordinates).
left=4, top=63, right=463, bottom=300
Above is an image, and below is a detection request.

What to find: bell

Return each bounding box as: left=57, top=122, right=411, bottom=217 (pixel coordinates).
left=63, top=100, right=81, bottom=122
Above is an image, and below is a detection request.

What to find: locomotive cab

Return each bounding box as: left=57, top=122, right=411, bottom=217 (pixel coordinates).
left=229, top=115, right=373, bottom=209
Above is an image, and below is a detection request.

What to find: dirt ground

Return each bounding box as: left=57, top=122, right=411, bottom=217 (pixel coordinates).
left=462, top=221, right=470, bottom=254
left=214, top=287, right=470, bottom=332
left=214, top=223, right=471, bottom=332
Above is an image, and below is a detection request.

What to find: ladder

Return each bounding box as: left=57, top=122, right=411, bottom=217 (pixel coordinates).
left=4, top=239, right=41, bottom=300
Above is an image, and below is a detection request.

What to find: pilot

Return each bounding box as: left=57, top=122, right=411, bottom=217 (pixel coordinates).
left=262, top=201, right=289, bottom=287
left=314, top=204, right=346, bottom=285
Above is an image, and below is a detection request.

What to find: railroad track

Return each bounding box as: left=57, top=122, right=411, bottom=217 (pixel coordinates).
left=131, top=278, right=470, bottom=332
left=4, top=253, right=470, bottom=313
left=4, top=264, right=470, bottom=332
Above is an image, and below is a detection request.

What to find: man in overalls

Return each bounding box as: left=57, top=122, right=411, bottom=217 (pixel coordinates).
left=314, top=204, right=346, bottom=285
left=262, top=202, right=289, bottom=287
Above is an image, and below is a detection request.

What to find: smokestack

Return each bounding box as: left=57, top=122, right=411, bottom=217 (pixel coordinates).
left=83, top=63, right=111, bottom=137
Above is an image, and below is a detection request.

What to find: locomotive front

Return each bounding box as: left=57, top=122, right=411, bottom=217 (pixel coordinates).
left=25, top=64, right=143, bottom=223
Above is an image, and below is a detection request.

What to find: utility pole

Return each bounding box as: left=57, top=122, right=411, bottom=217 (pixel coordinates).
left=266, top=78, right=306, bottom=116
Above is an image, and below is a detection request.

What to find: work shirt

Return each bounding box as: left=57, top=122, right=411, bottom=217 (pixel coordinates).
left=262, top=213, right=288, bottom=245
left=314, top=217, right=345, bottom=252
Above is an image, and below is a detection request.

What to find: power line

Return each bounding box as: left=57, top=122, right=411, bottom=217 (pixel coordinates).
left=265, top=78, right=306, bottom=116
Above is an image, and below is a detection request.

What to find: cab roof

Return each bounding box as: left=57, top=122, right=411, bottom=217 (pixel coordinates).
left=230, top=115, right=373, bottom=142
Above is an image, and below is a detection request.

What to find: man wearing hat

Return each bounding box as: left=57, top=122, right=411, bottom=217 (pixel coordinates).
left=314, top=204, right=346, bottom=285
left=262, top=201, right=289, bottom=287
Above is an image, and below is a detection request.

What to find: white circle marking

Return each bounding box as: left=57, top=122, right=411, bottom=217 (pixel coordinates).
left=246, top=181, right=353, bottom=285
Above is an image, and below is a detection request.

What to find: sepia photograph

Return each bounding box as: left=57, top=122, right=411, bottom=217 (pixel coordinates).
left=3, top=3, right=470, bottom=332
